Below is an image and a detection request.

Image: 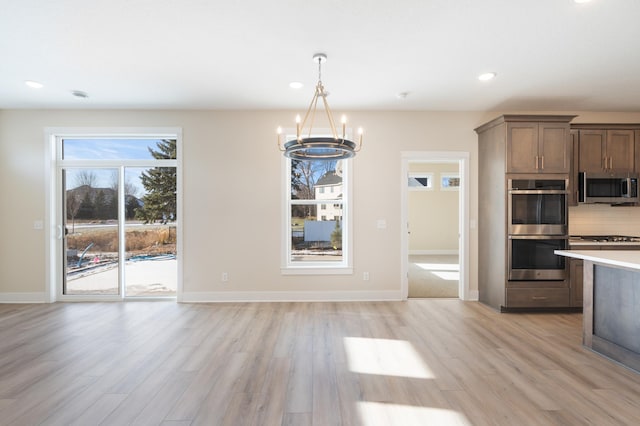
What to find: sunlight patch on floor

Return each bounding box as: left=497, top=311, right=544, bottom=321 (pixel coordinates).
left=430, top=271, right=460, bottom=281
left=415, top=262, right=460, bottom=281
left=416, top=262, right=458, bottom=271
left=357, top=402, right=472, bottom=425
left=344, top=337, right=434, bottom=379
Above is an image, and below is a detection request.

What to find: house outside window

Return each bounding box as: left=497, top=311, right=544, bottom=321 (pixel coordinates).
left=283, top=156, right=352, bottom=274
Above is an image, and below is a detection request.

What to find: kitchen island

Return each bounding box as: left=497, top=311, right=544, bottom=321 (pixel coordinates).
left=555, top=250, right=640, bottom=372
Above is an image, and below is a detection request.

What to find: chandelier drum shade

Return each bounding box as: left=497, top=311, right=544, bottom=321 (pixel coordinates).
left=278, top=53, right=363, bottom=161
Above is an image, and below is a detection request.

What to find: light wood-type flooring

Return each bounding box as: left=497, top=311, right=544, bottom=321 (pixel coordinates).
left=1, top=300, right=639, bottom=425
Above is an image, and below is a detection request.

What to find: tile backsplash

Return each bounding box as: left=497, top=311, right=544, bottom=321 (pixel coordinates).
left=569, top=204, right=640, bottom=236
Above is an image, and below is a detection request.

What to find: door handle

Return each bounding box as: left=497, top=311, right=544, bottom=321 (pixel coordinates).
left=56, top=225, right=63, bottom=240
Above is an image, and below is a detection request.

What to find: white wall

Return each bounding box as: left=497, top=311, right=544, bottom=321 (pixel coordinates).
left=2, top=109, right=640, bottom=302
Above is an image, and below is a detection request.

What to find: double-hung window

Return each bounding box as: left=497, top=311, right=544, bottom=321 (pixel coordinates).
left=282, top=156, right=352, bottom=274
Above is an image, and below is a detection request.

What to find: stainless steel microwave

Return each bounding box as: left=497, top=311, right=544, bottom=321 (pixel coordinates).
left=578, top=172, right=639, bottom=204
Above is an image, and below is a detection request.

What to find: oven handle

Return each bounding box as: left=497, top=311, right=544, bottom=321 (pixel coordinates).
left=508, top=235, right=569, bottom=240
left=508, top=189, right=568, bottom=195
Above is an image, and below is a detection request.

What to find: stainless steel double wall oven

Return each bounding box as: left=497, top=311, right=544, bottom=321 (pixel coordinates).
left=507, top=176, right=568, bottom=281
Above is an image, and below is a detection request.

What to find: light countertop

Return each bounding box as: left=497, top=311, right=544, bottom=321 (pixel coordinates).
left=555, top=250, right=640, bottom=271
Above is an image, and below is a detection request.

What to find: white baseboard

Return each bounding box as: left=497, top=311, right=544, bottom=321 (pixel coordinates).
left=181, top=290, right=403, bottom=303
left=0, top=292, right=47, bottom=303
left=466, top=290, right=480, bottom=301
left=409, top=250, right=459, bottom=255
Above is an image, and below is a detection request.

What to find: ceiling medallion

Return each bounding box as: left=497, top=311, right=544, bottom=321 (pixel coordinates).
left=278, top=53, right=363, bottom=161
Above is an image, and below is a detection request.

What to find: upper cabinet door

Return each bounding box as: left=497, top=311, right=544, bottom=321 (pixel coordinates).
left=578, top=130, right=606, bottom=172
left=506, top=122, right=539, bottom=173
left=606, top=130, right=635, bottom=173
left=577, top=129, right=635, bottom=173
left=506, top=122, right=570, bottom=173
left=538, top=123, right=571, bottom=173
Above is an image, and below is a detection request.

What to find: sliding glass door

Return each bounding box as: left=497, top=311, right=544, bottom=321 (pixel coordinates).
left=58, top=137, right=178, bottom=299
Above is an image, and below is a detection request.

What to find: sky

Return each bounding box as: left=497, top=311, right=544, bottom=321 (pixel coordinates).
left=63, top=138, right=172, bottom=195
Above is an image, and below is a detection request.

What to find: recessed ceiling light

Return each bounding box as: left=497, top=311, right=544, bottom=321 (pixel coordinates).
left=396, top=92, right=409, bottom=99
left=574, top=0, right=591, bottom=3
left=71, top=90, right=89, bottom=99
left=478, top=72, right=497, bottom=81
left=25, top=80, right=44, bottom=89
left=289, top=82, right=303, bottom=89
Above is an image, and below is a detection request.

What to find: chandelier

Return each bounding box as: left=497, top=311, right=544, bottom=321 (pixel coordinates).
left=278, top=53, right=362, bottom=160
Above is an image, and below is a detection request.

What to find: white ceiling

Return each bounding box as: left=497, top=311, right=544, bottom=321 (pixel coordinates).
left=2, top=0, right=639, bottom=111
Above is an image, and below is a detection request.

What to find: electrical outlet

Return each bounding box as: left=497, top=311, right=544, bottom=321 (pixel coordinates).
left=221, top=272, right=228, bottom=282
left=363, top=272, right=370, bottom=281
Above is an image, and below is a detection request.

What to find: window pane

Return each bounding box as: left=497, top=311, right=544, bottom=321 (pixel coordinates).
left=291, top=159, right=342, bottom=201
left=64, top=168, right=119, bottom=295
left=124, top=167, right=177, bottom=297
left=290, top=207, right=343, bottom=263
left=63, top=138, right=177, bottom=160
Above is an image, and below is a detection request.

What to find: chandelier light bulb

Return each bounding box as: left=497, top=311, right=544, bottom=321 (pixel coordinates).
left=341, top=115, right=347, bottom=139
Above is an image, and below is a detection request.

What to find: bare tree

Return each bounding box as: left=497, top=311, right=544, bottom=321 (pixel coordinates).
left=109, top=170, right=139, bottom=198
left=66, top=193, right=81, bottom=233
left=75, top=170, right=98, bottom=188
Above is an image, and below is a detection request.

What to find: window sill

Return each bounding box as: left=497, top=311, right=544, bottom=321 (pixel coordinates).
left=281, top=266, right=353, bottom=276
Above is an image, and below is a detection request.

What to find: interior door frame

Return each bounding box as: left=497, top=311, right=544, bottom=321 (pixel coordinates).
left=44, top=127, right=183, bottom=302
left=400, top=151, right=470, bottom=300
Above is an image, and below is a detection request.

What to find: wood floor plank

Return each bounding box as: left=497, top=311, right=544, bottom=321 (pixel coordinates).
left=0, top=300, right=640, bottom=425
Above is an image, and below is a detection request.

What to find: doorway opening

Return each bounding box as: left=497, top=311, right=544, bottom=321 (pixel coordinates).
left=401, top=152, right=470, bottom=300
left=47, top=130, right=181, bottom=301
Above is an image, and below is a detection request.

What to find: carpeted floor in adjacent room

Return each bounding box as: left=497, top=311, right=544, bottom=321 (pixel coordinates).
left=408, top=254, right=459, bottom=298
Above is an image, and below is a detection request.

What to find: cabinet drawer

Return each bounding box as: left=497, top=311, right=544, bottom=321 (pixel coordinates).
left=506, top=288, right=570, bottom=308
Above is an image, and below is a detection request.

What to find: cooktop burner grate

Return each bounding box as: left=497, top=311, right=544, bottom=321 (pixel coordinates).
left=571, top=235, right=640, bottom=242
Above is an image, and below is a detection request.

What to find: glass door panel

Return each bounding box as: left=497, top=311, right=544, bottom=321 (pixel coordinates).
left=124, top=167, right=177, bottom=297
left=63, top=168, right=119, bottom=295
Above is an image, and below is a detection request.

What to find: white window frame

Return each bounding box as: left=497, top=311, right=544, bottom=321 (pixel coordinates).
left=440, top=173, right=460, bottom=191
left=408, top=172, right=434, bottom=191
left=280, top=132, right=353, bottom=275
left=44, top=127, right=183, bottom=302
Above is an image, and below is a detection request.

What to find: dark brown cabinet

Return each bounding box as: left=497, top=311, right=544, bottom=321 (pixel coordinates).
left=475, top=115, right=576, bottom=311
left=507, top=121, right=572, bottom=173
left=573, top=126, right=636, bottom=174
left=569, top=258, right=583, bottom=307
left=567, top=244, right=640, bottom=308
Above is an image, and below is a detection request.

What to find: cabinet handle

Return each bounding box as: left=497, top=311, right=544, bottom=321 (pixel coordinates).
left=541, top=156, right=544, bottom=170
left=532, top=296, right=548, bottom=300
left=610, top=157, right=613, bottom=169
left=535, top=155, right=539, bottom=170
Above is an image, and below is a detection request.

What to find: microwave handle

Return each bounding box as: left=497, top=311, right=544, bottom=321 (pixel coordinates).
left=622, top=177, right=638, bottom=198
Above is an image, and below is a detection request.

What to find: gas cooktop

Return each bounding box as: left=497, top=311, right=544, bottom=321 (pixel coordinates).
left=570, top=235, right=640, bottom=243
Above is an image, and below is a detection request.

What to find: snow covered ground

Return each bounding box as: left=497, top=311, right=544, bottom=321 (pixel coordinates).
left=66, top=258, right=177, bottom=296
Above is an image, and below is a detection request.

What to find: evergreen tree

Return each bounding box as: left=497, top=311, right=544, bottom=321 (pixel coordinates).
left=94, top=190, right=108, bottom=219
left=136, top=140, right=177, bottom=223
left=330, top=219, right=342, bottom=249
left=77, top=191, right=94, bottom=219
left=106, top=192, right=118, bottom=219
left=125, top=195, right=140, bottom=219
